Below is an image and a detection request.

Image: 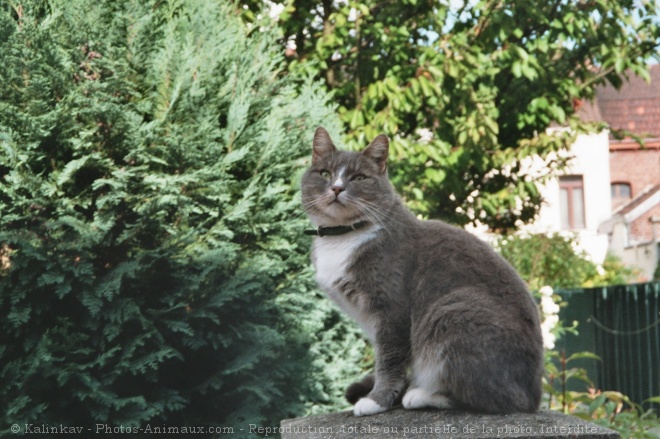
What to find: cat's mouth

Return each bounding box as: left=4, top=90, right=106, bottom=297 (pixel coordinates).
left=328, top=193, right=346, bottom=206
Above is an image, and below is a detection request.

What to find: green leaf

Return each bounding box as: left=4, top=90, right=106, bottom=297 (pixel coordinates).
left=512, top=61, right=522, bottom=78
left=588, top=395, right=607, bottom=414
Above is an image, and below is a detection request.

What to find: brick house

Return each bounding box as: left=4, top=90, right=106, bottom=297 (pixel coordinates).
left=595, top=65, right=660, bottom=280
left=527, top=65, right=660, bottom=280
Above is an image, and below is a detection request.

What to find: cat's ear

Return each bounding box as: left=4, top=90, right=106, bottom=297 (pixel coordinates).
left=362, top=134, right=389, bottom=174
left=312, top=127, right=337, bottom=165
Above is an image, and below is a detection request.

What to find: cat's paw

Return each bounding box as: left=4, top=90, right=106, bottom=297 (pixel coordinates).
left=353, top=398, right=386, bottom=416
left=402, top=388, right=453, bottom=410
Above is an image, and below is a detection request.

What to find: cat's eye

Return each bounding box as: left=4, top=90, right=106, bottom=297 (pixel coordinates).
left=319, top=170, right=331, bottom=180
left=351, top=174, right=367, bottom=182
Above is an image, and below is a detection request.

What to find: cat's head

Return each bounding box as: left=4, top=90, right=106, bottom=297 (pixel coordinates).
left=301, top=127, right=396, bottom=227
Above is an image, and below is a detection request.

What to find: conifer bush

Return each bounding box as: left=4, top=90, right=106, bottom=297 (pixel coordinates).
left=0, top=0, right=362, bottom=433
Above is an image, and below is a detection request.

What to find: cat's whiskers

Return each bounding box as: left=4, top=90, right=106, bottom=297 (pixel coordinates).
left=302, top=193, right=367, bottom=227
left=297, top=198, right=330, bottom=224
left=349, top=199, right=398, bottom=238
left=289, top=206, right=315, bottom=222
left=359, top=209, right=392, bottom=238
left=301, top=198, right=323, bottom=213
left=302, top=194, right=334, bottom=214
left=351, top=201, right=385, bottom=227
left=354, top=198, right=410, bottom=231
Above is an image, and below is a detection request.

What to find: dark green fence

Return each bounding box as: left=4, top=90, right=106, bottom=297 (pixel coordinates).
left=557, top=282, right=660, bottom=411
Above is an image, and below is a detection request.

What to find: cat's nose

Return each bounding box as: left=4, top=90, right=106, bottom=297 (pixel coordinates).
left=331, top=185, right=345, bottom=196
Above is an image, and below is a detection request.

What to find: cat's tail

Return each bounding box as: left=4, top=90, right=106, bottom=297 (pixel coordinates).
left=344, top=374, right=375, bottom=404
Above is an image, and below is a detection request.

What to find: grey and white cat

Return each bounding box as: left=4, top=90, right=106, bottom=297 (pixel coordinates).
left=301, top=127, right=544, bottom=416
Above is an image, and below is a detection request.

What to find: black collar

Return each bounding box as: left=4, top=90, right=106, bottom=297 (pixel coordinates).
left=304, top=221, right=368, bottom=237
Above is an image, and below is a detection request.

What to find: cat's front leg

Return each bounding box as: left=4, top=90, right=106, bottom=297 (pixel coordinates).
left=354, top=325, right=409, bottom=416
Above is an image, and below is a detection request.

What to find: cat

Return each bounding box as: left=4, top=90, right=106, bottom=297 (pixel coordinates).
left=301, top=127, right=544, bottom=416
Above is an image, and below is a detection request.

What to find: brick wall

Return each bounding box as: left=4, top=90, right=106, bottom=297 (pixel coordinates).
left=609, top=146, right=660, bottom=243
left=609, top=147, right=660, bottom=197
left=629, top=206, right=660, bottom=243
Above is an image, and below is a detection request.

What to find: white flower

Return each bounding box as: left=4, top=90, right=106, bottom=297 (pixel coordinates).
left=541, top=296, right=560, bottom=315
left=539, top=285, right=554, bottom=297
left=416, top=127, right=433, bottom=143
left=538, top=285, right=559, bottom=350
left=541, top=327, right=556, bottom=350
left=264, top=0, right=285, bottom=21
left=542, top=314, right=559, bottom=327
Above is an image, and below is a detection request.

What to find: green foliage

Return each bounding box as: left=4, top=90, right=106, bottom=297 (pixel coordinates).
left=495, top=233, right=636, bottom=291
left=545, top=352, right=660, bottom=439
left=591, top=253, right=641, bottom=287
left=243, top=0, right=660, bottom=231
left=0, top=0, right=361, bottom=432
left=495, top=233, right=597, bottom=290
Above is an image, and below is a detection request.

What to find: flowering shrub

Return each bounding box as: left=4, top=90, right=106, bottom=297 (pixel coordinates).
left=539, top=286, right=560, bottom=350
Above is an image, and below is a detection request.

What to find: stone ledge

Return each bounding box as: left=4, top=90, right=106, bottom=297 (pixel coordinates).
left=281, top=408, right=619, bottom=439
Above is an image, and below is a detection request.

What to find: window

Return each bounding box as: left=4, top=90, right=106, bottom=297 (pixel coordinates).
left=559, top=176, right=585, bottom=229
left=611, top=182, right=632, bottom=210
left=611, top=182, right=632, bottom=199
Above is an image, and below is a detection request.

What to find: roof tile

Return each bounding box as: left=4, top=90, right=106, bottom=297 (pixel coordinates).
left=581, top=65, right=660, bottom=138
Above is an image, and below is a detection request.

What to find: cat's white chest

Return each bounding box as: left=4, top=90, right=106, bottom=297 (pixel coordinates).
left=312, top=230, right=376, bottom=289
left=312, top=237, right=354, bottom=290
left=311, top=228, right=380, bottom=339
